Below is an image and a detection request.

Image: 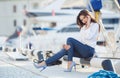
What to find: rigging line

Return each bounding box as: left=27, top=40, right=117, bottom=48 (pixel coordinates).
left=90, top=0, right=118, bottom=53
left=99, top=20, right=116, bottom=53
left=0, top=52, right=48, bottom=78
left=114, top=0, right=120, bottom=10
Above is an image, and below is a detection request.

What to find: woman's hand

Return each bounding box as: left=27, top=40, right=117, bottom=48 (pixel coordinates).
left=86, top=15, right=91, bottom=29
left=63, top=44, right=71, bottom=50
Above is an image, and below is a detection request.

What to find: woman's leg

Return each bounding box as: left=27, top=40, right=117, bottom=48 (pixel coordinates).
left=65, top=38, right=75, bottom=69
left=37, top=49, right=67, bottom=66
left=66, top=37, right=95, bottom=61
left=65, top=37, right=94, bottom=70
left=45, top=49, right=67, bottom=65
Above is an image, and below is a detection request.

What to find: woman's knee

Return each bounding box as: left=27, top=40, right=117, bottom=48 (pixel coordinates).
left=63, top=44, right=71, bottom=50
left=67, top=37, right=74, bottom=43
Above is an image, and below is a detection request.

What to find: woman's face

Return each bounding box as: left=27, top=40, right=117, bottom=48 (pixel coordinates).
left=79, top=15, right=88, bottom=24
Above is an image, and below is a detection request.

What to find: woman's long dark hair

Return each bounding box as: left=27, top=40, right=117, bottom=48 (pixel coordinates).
left=77, top=9, right=97, bottom=29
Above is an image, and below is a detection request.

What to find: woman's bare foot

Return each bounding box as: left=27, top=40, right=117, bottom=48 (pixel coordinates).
left=38, top=61, right=46, bottom=66
left=67, top=61, right=72, bottom=69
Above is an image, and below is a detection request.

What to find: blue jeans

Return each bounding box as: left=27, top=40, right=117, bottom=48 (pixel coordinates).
left=45, top=37, right=95, bottom=65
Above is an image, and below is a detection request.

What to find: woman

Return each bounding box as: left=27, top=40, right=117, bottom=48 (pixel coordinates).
left=33, top=9, right=99, bottom=72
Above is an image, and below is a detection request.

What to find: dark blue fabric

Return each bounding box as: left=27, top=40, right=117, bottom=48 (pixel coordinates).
left=88, top=70, right=120, bottom=78
left=66, top=38, right=95, bottom=60
left=102, top=60, right=114, bottom=72
left=45, top=49, right=67, bottom=65
left=118, top=0, right=120, bottom=5
left=45, top=37, right=95, bottom=65
left=90, top=0, right=102, bottom=11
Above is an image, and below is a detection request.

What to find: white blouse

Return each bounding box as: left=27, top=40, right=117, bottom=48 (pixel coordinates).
left=79, top=22, right=99, bottom=48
